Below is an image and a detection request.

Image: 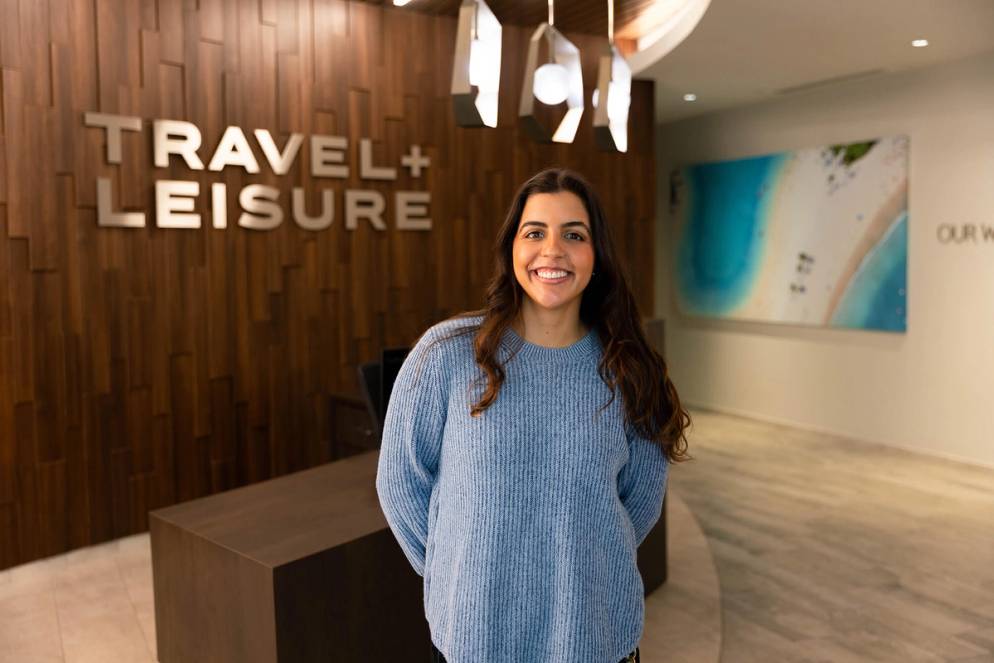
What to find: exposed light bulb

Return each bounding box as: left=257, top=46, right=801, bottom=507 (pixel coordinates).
left=533, top=62, right=569, bottom=105
left=911, top=38, right=928, bottom=48
left=593, top=85, right=630, bottom=121
left=683, top=93, right=697, bottom=102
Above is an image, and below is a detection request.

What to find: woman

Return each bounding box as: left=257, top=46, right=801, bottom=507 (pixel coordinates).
left=375, top=168, right=691, bottom=663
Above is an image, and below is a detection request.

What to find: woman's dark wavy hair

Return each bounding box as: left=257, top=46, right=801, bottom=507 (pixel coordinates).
left=429, top=167, right=690, bottom=462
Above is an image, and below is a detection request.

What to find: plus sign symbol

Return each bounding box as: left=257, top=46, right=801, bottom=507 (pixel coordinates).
left=401, top=145, right=430, bottom=178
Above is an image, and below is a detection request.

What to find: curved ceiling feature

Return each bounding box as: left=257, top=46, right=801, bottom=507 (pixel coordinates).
left=624, top=0, right=711, bottom=76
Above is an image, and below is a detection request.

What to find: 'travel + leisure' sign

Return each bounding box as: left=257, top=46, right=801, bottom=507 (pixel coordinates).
left=84, top=112, right=432, bottom=232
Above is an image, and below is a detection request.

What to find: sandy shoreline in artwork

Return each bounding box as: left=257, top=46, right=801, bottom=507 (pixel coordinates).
left=725, top=135, right=908, bottom=327
left=822, top=180, right=908, bottom=324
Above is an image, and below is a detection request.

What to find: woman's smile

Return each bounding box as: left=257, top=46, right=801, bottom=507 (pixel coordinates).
left=532, top=268, right=571, bottom=283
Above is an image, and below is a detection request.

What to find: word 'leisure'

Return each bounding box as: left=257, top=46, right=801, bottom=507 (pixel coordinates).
left=84, top=113, right=432, bottom=231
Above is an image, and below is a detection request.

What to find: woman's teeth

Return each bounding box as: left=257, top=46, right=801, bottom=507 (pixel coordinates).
left=535, top=269, right=569, bottom=282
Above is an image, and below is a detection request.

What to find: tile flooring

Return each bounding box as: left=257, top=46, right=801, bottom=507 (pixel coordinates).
left=0, top=533, right=156, bottom=663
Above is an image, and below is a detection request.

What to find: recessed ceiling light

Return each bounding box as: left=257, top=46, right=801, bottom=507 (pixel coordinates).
left=393, top=0, right=412, bottom=5
left=683, top=93, right=697, bottom=102
left=911, top=38, right=929, bottom=48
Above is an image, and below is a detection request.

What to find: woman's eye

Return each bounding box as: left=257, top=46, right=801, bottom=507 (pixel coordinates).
left=523, top=229, right=585, bottom=240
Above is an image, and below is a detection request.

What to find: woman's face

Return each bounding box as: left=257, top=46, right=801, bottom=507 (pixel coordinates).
left=512, top=191, right=596, bottom=315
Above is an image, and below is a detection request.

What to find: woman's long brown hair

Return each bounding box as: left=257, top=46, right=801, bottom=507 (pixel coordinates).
left=429, top=168, right=691, bottom=462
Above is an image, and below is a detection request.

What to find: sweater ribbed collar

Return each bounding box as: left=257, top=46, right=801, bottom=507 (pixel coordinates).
left=501, top=324, right=600, bottom=362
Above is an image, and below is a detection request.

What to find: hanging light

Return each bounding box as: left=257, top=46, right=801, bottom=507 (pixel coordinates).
left=520, top=0, right=584, bottom=143
left=532, top=1, right=569, bottom=108
left=452, top=0, right=502, bottom=128
left=593, top=0, right=631, bottom=152
left=534, top=62, right=570, bottom=105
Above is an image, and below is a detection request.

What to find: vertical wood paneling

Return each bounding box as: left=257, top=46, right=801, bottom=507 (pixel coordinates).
left=158, top=0, right=185, bottom=64
left=36, top=459, right=67, bottom=556
left=17, top=0, right=51, bottom=108
left=0, top=505, right=13, bottom=568
left=0, top=0, right=22, bottom=69
left=0, top=0, right=655, bottom=571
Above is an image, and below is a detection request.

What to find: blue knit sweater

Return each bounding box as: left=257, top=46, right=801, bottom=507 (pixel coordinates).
left=375, top=315, right=669, bottom=662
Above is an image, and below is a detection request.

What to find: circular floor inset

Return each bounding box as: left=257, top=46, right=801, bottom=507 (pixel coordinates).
left=641, top=487, right=723, bottom=663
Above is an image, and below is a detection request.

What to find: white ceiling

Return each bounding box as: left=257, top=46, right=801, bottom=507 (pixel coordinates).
left=637, top=0, right=994, bottom=124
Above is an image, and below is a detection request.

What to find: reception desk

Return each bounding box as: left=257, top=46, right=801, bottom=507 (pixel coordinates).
left=150, top=450, right=667, bottom=663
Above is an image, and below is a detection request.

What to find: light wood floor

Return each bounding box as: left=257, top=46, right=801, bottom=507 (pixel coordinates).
left=675, top=408, right=994, bottom=663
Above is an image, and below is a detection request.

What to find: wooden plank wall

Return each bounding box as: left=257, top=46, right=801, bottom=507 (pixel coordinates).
left=0, top=0, right=655, bottom=570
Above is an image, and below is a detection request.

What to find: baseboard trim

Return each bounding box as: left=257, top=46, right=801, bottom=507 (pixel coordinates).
left=683, top=399, right=994, bottom=471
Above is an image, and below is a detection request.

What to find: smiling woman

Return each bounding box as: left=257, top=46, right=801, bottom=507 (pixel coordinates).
left=375, top=168, right=691, bottom=663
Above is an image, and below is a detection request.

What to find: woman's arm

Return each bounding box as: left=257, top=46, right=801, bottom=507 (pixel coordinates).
left=617, top=427, right=670, bottom=546
left=374, top=330, right=447, bottom=577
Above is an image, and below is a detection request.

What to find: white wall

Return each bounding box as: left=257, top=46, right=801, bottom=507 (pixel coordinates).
left=654, top=51, right=994, bottom=468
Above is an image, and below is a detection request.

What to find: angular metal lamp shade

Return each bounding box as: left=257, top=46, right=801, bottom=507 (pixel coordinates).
left=451, top=0, right=502, bottom=128
left=519, top=23, right=583, bottom=144
left=593, top=44, right=631, bottom=153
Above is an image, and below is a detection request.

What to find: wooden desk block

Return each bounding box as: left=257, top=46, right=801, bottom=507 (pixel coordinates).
left=150, top=450, right=667, bottom=663
left=150, top=451, right=427, bottom=663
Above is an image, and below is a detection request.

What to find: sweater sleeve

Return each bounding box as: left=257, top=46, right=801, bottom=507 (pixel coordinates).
left=617, top=426, right=670, bottom=546
left=375, top=329, right=447, bottom=577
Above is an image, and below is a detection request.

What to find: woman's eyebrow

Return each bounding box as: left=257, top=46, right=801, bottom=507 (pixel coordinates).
left=521, top=220, right=590, bottom=232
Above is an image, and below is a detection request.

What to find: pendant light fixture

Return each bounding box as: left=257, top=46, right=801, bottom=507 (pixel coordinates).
left=519, top=0, right=583, bottom=143
left=452, top=0, right=502, bottom=128
left=532, top=1, right=568, bottom=106
left=593, top=0, right=631, bottom=152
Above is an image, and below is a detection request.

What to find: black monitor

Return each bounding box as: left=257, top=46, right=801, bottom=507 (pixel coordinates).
left=379, top=347, right=410, bottom=421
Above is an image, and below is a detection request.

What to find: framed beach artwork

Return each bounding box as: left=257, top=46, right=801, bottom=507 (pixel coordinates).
left=671, top=135, right=909, bottom=332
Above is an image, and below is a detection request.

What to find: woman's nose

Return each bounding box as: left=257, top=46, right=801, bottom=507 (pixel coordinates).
left=541, top=236, right=565, bottom=256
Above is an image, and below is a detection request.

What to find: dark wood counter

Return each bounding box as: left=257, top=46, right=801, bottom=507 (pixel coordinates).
left=150, top=450, right=426, bottom=663
left=150, top=449, right=667, bottom=663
